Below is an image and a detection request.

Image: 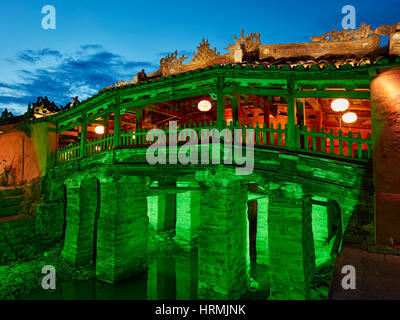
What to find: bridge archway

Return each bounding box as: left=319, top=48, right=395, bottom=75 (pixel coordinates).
left=311, top=197, right=342, bottom=268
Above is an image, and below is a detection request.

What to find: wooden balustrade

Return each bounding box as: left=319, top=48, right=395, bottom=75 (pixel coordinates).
left=56, top=121, right=373, bottom=165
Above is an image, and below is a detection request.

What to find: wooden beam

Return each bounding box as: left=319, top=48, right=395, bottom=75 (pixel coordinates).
left=224, top=86, right=287, bottom=97
left=248, top=191, right=268, bottom=201
left=296, top=90, right=370, bottom=99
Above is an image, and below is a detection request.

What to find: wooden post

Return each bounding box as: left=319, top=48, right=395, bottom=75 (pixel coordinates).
left=286, top=76, right=296, bottom=150
left=232, top=95, right=239, bottom=124
left=264, top=97, right=271, bottom=145
left=216, top=75, right=225, bottom=130
left=133, top=111, right=139, bottom=130
left=296, top=98, right=306, bottom=149
left=105, top=114, right=110, bottom=135
left=80, top=118, right=87, bottom=158
left=296, top=99, right=305, bottom=127
left=315, top=101, right=323, bottom=151
left=114, top=95, right=121, bottom=148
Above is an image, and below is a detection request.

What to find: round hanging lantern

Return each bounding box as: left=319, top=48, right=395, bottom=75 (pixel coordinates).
left=198, top=100, right=212, bottom=112
left=95, top=125, right=105, bottom=134
left=342, top=112, right=357, bottom=124
left=331, top=98, right=349, bottom=112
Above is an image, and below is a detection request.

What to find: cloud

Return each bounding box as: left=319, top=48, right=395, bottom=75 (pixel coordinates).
left=17, top=49, right=62, bottom=63
left=0, top=45, right=158, bottom=115
left=80, top=44, right=104, bottom=51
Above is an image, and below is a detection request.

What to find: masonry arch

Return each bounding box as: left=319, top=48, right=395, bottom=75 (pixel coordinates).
left=310, top=196, right=342, bottom=268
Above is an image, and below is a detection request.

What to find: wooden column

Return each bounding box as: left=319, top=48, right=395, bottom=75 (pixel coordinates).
left=315, top=101, right=323, bottom=151
left=113, top=95, right=121, bottom=148
left=80, top=116, right=87, bottom=158
left=216, top=75, right=225, bottom=130
left=104, top=114, right=110, bottom=135
left=135, top=111, right=141, bottom=131
left=232, top=94, right=239, bottom=124
left=263, top=97, right=270, bottom=128
left=296, top=98, right=306, bottom=150
left=296, top=99, right=306, bottom=127
left=286, top=76, right=296, bottom=150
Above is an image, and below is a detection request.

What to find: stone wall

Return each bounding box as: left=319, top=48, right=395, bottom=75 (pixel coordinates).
left=0, top=216, right=38, bottom=264
left=0, top=178, right=62, bottom=265
left=371, top=67, right=400, bottom=246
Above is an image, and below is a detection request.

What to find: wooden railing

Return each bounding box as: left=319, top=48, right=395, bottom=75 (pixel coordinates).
left=86, top=134, right=114, bottom=155
left=296, top=126, right=372, bottom=161
left=56, top=121, right=372, bottom=165
left=56, top=142, right=81, bottom=163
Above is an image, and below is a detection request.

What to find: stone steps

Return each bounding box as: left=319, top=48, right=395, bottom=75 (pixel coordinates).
left=0, top=188, right=25, bottom=218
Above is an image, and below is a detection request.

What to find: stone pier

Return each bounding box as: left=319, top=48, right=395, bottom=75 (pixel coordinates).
left=268, top=182, right=315, bottom=300
left=96, top=174, right=149, bottom=283
left=62, top=177, right=99, bottom=266
left=174, top=181, right=200, bottom=251
left=147, top=193, right=176, bottom=232
left=256, top=197, right=269, bottom=265
left=197, top=180, right=250, bottom=299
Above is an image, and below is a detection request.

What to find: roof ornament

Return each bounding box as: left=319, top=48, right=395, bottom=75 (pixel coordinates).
left=225, top=30, right=261, bottom=63
left=226, top=29, right=261, bottom=53
left=310, top=23, right=396, bottom=42
left=32, top=96, right=59, bottom=119
left=389, top=22, right=400, bottom=55
left=260, top=22, right=400, bottom=59
left=157, top=50, right=188, bottom=77
left=115, top=79, right=133, bottom=87
left=133, top=69, right=148, bottom=83
left=191, top=38, right=220, bottom=65
left=97, top=22, right=400, bottom=92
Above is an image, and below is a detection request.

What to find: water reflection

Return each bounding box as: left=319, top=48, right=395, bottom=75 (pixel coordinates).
left=19, top=250, right=268, bottom=300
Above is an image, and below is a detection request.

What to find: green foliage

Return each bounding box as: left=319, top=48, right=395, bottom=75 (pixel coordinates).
left=24, top=103, right=34, bottom=118
left=0, top=108, right=14, bottom=122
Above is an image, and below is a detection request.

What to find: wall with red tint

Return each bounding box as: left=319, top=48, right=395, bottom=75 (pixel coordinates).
left=371, top=67, right=400, bottom=246
left=0, top=121, right=56, bottom=184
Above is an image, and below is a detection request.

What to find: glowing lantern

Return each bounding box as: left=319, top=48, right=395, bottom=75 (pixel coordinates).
left=331, top=99, right=349, bottom=112
left=95, top=125, right=105, bottom=134
left=342, top=112, right=357, bottom=124
left=198, top=100, right=212, bottom=112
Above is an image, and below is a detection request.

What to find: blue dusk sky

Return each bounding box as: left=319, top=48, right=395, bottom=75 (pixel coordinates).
left=0, top=0, right=399, bottom=114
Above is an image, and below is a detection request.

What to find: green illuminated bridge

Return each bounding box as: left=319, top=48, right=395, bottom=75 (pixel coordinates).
left=34, top=60, right=395, bottom=299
